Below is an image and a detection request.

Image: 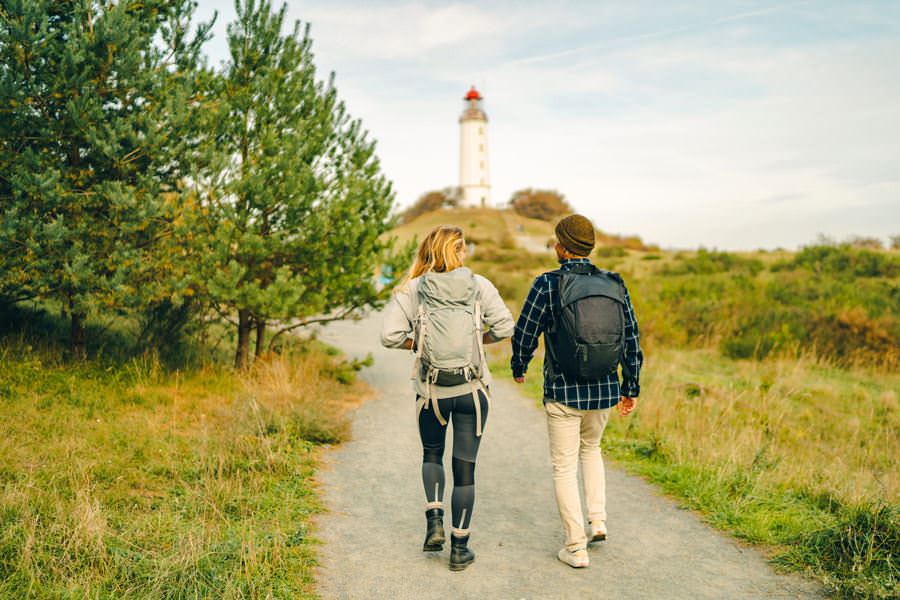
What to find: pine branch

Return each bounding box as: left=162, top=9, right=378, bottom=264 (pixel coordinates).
left=0, top=292, right=40, bottom=306
left=267, top=306, right=358, bottom=350
left=210, top=301, right=238, bottom=327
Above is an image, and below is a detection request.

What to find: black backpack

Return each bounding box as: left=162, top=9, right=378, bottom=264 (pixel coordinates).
left=546, top=263, right=627, bottom=381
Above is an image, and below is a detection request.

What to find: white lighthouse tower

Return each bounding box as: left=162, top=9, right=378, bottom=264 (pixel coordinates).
left=458, top=85, right=490, bottom=207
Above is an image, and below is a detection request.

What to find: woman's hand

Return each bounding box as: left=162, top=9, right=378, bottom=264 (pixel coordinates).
left=401, top=338, right=414, bottom=350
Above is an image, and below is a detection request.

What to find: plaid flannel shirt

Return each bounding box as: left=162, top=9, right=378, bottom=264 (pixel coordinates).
left=511, top=258, right=643, bottom=409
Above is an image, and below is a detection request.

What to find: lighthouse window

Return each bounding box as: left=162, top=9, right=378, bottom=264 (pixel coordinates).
left=478, top=127, right=483, bottom=135
left=479, top=143, right=483, bottom=151
left=479, top=160, right=484, bottom=168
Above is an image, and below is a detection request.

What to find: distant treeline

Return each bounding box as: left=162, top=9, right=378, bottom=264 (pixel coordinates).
left=397, top=187, right=578, bottom=224
left=0, top=0, right=409, bottom=367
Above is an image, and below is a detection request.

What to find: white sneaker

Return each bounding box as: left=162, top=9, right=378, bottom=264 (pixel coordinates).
left=589, top=521, right=607, bottom=543
left=558, top=547, right=589, bottom=568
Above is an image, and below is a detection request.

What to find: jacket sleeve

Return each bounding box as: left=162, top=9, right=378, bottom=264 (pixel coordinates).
left=477, top=276, right=515, bottom=341
left=510, top=276, right=548, bottom=378
left=620, top=282, right=643, bottom=397
left=380, top=286, right=414, bottom=349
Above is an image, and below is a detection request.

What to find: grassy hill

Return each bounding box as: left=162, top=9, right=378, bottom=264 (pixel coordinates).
left=398, top=207, right=899, bottom=600
left=391, top=206, right=553, bottom=250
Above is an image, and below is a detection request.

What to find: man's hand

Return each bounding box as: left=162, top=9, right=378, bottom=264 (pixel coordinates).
left=514, top=376, right=525, bottom=384
left=618, top=396, right=637, bottom=416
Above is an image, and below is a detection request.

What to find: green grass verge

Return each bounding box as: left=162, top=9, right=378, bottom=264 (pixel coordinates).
left=0, top=336, right=364, bottom=598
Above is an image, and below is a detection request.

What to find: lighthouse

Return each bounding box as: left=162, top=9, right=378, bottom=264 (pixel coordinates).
left=458, top=85, right=490, bottom=208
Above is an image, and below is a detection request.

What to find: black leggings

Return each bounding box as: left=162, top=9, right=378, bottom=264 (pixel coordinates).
left=418, top=390, right=489, bottom=534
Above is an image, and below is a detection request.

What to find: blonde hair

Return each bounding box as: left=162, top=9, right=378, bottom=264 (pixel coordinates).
left=400, top=225, right=466, bottom=289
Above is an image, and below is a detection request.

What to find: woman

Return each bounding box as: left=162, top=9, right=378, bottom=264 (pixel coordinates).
left=381, top=225, right=514, bottom=571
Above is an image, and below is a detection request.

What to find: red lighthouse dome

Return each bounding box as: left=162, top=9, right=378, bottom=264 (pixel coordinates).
left=459, top=84, right=487, bottom=123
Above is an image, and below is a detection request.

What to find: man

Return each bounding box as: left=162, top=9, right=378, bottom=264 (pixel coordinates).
left=511, top=214, right=643, bottom=568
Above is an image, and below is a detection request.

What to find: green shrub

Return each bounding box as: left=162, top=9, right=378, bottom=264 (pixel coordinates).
left=720, top=308, right=806, bottom=360
left=638, top=261, right=899, bottom=368
left=775, top=504, right=899, bottom=599
left=774, top=244, right=899, bottom=278
left=662, top=248, right=763, bottom=276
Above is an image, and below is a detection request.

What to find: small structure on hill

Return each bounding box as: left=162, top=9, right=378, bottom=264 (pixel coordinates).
left=458, top=85, right=490, bottom=208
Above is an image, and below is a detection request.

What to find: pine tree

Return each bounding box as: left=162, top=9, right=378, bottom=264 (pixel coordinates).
left=0, top=0, right=211, bottom=356
left=193, top=0, right=404, bottom=369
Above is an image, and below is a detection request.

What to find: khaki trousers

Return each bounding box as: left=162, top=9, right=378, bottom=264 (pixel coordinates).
left=544, top=400, right=611, bottom=551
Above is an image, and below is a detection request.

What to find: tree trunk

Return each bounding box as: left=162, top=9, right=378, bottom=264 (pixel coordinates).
left=234, top=308, right=252, bottom=369
left=70, top=311, right=86, bottom=360
left=255, top=318, right=266, bottom=359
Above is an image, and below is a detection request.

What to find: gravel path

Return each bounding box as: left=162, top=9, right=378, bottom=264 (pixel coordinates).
left=314, top=315, right=824, bottom=600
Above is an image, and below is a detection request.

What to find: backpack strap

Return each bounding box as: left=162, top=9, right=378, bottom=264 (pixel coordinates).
left=415, top=395, right=426, bottom=421
left=468, top=376, right=489, bottom=437
left=427, top=368, right=448, bottom=427
left=411, top=303, right=426, bottom=380
left=467, top=273, right=491, bottom=437
left=546, top=269, right=564, bottom=335
left=468, top=278, right=491, bottom=437
left=473, top=297, right=486, bottom=375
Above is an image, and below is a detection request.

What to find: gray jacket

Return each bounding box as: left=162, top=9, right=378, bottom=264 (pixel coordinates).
left=381, top=270, right=515, bottom=399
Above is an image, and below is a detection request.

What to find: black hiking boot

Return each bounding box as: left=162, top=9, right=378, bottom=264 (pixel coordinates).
left=449, top=534, right=475, bottom=571
left=423, top=508, right=445, bottom=551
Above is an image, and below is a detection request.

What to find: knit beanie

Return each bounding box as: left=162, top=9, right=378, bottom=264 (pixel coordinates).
left=555, top=214, right=595, bottom=256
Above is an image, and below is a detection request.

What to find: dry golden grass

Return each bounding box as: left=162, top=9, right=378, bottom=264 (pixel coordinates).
left=631, top=347, right=899, bottom=506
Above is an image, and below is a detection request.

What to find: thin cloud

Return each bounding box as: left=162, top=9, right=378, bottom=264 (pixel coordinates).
left=506, top=0, right=813, bottom=67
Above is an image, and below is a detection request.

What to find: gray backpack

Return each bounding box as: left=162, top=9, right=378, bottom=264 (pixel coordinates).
left=413, top=268, right=489, bottom=434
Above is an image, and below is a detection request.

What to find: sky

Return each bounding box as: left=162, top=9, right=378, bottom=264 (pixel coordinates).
left=194, top=1, right=900, bottom=250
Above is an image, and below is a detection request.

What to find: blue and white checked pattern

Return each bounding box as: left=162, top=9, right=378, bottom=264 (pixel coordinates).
left=511, top=258, right=643, bottom=410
